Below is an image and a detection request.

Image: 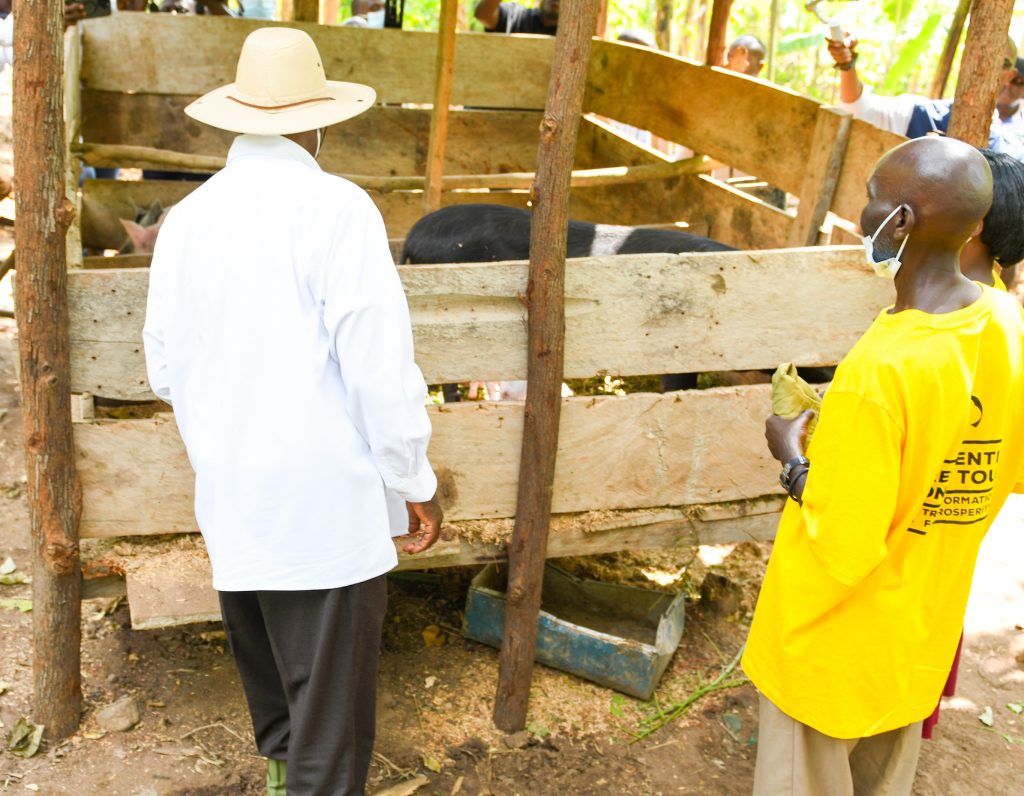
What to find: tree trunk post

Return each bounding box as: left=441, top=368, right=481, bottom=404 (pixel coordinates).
left=13, top=4, right=83, bottom=739
left=423, top=0, right=459, bottom=213
left=947, top=0, right=1015, bottom=147
left=930, top=0, right=972, bottom=99
left=766, top=0, right=780, bottom=81
left=595, top=0, right=608, bottom=39
left=291, top=0, right=320, bottom=22
left=705, top=0, right=733, bottom=66
left=655, top=1, right=674, bottom=52
left=493, top=0, right=598, bottom=733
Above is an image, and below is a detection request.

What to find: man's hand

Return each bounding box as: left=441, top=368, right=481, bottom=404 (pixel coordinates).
left=765, top=410, right=814, bottom=464
left=402, top=494, right=444, bottom=554
left=64, top=3, right=87, bottom=28
left=826, top=34, right=857, bottom=67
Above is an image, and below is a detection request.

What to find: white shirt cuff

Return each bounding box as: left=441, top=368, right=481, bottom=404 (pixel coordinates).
left=390, top=464, right=438, bottom=504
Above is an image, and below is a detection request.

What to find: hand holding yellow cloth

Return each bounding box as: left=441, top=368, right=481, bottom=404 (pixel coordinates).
left=771, top=363, right=821, bottom=442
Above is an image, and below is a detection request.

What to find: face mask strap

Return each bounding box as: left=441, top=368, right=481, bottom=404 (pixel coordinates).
left=871, top=204, right=903, bottom=242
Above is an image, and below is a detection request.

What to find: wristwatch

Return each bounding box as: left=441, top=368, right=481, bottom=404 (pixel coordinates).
left=779, top=456, right=810, bottom=492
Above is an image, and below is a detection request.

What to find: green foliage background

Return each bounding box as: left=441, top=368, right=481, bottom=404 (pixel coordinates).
left=340, top=1, right=1024, bottom=103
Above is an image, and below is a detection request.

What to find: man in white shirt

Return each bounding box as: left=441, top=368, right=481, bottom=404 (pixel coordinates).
left=143, top=27, right=442, bottom=795
left=995, top=58, right=1024, bottom=150
left=826, top=32, right=1024, bottom=160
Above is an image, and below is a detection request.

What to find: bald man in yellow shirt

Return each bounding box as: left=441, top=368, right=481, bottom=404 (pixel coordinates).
left=744, top=137, right=1024, bottom=795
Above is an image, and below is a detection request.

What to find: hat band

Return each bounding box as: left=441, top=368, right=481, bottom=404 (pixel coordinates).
left=227, top=94, right=336, bottom=113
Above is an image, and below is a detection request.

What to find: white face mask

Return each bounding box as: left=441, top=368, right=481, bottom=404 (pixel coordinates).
left=314, top=127, right=324, bottom=160
left=366, top=9, right=385, bottom=28
left=863, top=204, right=910, bottom=279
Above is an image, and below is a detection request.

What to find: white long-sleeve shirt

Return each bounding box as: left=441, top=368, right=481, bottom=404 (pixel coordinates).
left=0, top=16, right=13, bottom=73
left=144, top=134, right=437, bottom=591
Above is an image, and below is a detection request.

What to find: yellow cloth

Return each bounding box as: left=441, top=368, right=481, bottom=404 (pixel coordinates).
left=744, top=287, right=1024, bottom=739
left=993, top=265, right=1007, bottom=291
left=771, top=363, right=821, bottom=441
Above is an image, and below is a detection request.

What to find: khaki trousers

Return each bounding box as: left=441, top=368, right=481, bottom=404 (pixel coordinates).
left=753, top=695, right=922, bottom=796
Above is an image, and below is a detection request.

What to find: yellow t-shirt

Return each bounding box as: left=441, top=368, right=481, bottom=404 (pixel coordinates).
left=743, top=286, right=1024, bottom=739
left=993, top=265, right=1007, bottom=291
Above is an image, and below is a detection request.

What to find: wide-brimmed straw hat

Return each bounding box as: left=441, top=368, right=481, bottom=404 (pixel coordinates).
left=185, top=27, right=375, bottom=136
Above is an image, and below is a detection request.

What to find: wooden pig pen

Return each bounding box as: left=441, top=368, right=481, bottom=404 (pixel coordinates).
left=63, top=14, right=902, bottom=629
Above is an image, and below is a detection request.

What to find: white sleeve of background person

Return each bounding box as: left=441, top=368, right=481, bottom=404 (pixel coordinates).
left=837, top=88, right=916, bottom=135
left=142, top=218, right=174, bottom=405
left=320, top=193, right=437, bottom=505
left=0, top=15, right=13, bottom=73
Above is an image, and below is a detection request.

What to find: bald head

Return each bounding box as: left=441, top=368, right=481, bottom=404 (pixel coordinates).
left=726, top=35, right=765, bottom=76
left=863, top=137, right=992, bottom=257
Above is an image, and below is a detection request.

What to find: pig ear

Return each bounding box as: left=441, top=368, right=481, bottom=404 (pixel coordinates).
left=119, top=219, right=146, bottom=253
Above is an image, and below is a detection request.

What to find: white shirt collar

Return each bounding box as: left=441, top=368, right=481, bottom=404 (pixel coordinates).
left=226, top=134, right=322, bottom=172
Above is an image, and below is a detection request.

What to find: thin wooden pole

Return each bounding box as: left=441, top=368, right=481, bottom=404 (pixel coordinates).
left=320, top=0, right=340, bottom=25
left=705, top=0, right=733, bottom=66
left=766, top=0, right=780, bottom=81
left=948, top=0, right=1015, bottom=147
left=595, top=0, right=608, bottom=39
left=493, top=0, right=598, bottom=733
left=13, top=2, right=82, bottom=739
left=292, top=0, right=320, bottom=21
left=656, top=0, right=674, bottom=52
left=74, top=143, right=712, bottom=191
left=930, top=0, right=972, bottom=99
left=423, top=0, right=459, bottom=213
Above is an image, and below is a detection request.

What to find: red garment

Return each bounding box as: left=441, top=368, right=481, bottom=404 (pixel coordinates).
left=922, top=634, right=963, bottom=739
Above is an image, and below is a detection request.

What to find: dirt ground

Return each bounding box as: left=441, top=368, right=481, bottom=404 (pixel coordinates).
left=1, top=72, right=1023, bottom=796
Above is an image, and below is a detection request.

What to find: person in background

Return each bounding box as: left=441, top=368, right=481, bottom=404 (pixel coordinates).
left=474, top=0, right=556, bottom=35
left=827, top=32, right=1024, bottom=159
left=744, top=135, right=1024, bottom=795
left=342, top=0, right=384, bottom=28
left=961, top=149, right=1024, bottom=290
left=725, top=34, right=766, bottom=77
left=995, top=57, right=1024, bottom=148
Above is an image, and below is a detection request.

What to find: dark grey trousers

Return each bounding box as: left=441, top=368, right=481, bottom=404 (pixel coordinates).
left=218, top=576, right=388, bottom=796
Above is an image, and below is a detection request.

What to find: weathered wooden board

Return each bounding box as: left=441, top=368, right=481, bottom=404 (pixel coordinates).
left=80, top=15, right=553, bottom=108
left=75, top=386, right=783, bottom=535
left=830, top=119, right=905, bottom=224
left=118, top=499, right=783, bottom=629
left=82, top=94, right=544, bottom=177
left=584, top=41, right=818, bottom=197
left=67, top=249, right=891, bottom=400
left=81, top=178, right=531, bottom=242
left=789, top=107, right=852, bottom=247
left=687, top=175, right=793, bottom=249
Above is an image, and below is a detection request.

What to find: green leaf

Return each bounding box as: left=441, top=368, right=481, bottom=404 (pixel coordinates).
left=779, top=32, right=825, bottom=56
left=879, top=13, right=943, bottom=96
left=7, top=717, right=44, bottom=758
left=0, top=598, right=32, bottom=613
left=1008, top=702, right=1024, bottom=715
left=979, top=706, right=995, bottom=727
left=0, top=572, right=30, bottom=586
left=422, top=755, right=442, bottom=773
left=882, top=0, right=916, bottom=26
left=609, top=694, right=629, bottom=718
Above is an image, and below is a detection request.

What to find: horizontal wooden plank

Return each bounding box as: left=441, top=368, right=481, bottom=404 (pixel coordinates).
left=584, top=41, right=819, bottom=197
left=81, top=178, right=530, bottom=242
left=82, top=94, right=543, bottom=177
left=80, top=15, right=552, bottom=108
left=67, top=248, right=891, bottom=400
left=830, top=119, right=905, bottom=224
left=75, top=386, right=783, bottom=534
left=116, top=499, right=782, bottom=628
left=692, top=176, right=794, bottom=249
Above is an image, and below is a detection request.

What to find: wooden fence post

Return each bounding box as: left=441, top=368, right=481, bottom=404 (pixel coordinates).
left=493, top=0, right=598, bottom=733
left=930, top=0, right=972, bottom=99
left=291, top=0, right=320, bottom=22
left=13, top=2, right=83, bottom=739
left=947, top=0, right=1015, bottom=147
left=423, top=0, right=459, bottom=213
left=705, top=0, right=733, bottom=66
left=789, top=106, right=852, bottom=247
